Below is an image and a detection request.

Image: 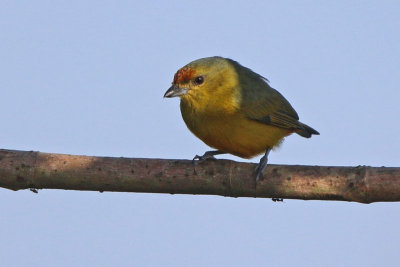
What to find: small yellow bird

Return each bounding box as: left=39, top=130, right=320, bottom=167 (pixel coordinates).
left=164, top=56, right=319, bottom=181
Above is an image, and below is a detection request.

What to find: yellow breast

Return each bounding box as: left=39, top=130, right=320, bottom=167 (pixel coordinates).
left=180, top=100, right=291, bottom=158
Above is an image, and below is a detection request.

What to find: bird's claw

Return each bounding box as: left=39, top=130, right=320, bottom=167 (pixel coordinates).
left=192, top=152, right=218, bottom=162
left=254, top=148, right=271, bottom=183
left=254, top=165, right=264, bottom=182
left=192, top=154, right=216, bottom=162
left=272, top=198, right=284, bottom=202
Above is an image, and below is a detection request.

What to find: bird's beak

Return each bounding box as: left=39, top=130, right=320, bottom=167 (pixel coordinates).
left=164, top=85, right=188, bottom=98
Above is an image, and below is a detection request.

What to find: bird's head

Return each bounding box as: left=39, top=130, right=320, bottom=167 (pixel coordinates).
left=164, top=56, right=239, bottom=101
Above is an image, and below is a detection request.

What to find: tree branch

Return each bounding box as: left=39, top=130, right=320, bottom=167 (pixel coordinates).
left=0, top=149, right=399, bottom=203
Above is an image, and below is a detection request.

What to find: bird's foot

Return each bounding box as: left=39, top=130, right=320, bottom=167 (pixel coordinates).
left=193, top=153, right=216, bottom=161
left=272, top=198, right=284, bottom=202
left=254, top=148, right=271, bottom=182
left=254, top=165, right=264, bottom=182
left=192, top=150, right=225, bottom=162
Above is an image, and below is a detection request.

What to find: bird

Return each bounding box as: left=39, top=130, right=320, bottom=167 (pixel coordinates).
left=164, top=56, right=319, bottom=181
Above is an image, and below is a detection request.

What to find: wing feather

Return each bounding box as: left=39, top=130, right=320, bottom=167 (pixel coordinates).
left=228, top=59, right=301, bottom=131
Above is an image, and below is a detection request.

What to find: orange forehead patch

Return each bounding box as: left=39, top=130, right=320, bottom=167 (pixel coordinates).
left=173, top=67, right=195, bottom=84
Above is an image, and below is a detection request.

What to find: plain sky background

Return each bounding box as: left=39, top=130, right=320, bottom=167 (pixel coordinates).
left=1, top=1, right=400, bottom=266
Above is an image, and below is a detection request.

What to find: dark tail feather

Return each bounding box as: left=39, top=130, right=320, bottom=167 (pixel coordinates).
left=296, top=122, right=320, bottom=138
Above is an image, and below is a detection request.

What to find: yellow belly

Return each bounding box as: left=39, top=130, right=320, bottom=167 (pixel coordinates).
left=181, top=109, right=292, bottom=159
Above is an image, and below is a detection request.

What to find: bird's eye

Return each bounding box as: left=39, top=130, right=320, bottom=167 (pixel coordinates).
left=194, top=76, right=204, bottom=85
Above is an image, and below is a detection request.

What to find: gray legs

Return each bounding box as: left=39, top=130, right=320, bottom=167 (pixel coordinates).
left=193, top=150, right=226, bottom=161
left=254, top=148, right=271, bottom=182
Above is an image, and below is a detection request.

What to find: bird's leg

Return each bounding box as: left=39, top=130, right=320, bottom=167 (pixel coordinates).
left=255, top=148, right=284, bottom=201
left=254, top=148, right=271, bottom=182
left=193, top=150, right=226, bottom=161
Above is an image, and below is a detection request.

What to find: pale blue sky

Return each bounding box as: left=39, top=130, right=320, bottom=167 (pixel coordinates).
left=1, top=1, right=400, bottom=266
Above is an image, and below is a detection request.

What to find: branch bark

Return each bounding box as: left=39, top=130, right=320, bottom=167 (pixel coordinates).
left=0, top=149, right=399, bottom=203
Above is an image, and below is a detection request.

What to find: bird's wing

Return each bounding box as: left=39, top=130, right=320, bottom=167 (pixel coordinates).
left=242, top=90, right=303, bottom=131
left=237, top=68, right=302, bottom=131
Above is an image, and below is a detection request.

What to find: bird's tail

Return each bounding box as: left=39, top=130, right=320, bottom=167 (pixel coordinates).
left=296, top=122, right=320, bottom=138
